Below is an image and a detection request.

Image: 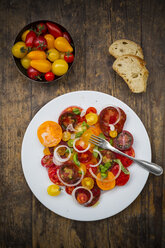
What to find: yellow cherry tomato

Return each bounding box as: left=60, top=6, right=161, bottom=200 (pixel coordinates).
left=12, top=41, right=27, bottom=58
left=59, top=52, right=65, bottom=59
left=62, top=131, right=71, bottom=141
left=21, top=55, right=31, bottom=69
left=85, top=113, right=98, bottom=126
left=47, top=185, right=61, bottom=196
left=21, top=30, right=30, bottom=42
left=54, top=37, right=73, bottom=52
left=43, top=147, right=51, bottom=155
left=27, top=51, right=46, bottom=60
left=109, top=130, right=118, bottom=138
left=47, top=48, right=60, bottom=62
left=30, top=59, right=52, bottom=73
left=52, top=59, right=68, bottom=76
left=44, top=34, right=55, bottom=49
left=82, top=177, right=94, bottom=190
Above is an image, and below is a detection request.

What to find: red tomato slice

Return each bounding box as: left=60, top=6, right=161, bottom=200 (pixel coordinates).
left=77, top=150, right=92, bottom=163
left=58, top=112, right=78, bottom=131
left=59, top=163, right=80, bottom=185
left=41, top=155, right=54, bottom=168
left=86, top=107, right=97, bottom=114
left=48, top=167, right=64, bottom=185
left=75, top=188, right=91, bottom=204
left=85, top=164, right=98, bottom=178
left=114, top=130, right=133, bottom=151
left=111, top=163, right=130, bottom=186
left=86, top=183, right=101, bottom=207
left=65, top=186, right=75, bottom=195
left=99, top=107, right=126, bottom=136
left=116, top=147, right=135, bottom=167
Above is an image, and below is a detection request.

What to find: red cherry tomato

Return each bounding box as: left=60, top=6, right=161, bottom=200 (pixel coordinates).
left=77, top=150, right=92, bottom=163
left=36, top=23, right=47, bottom=34
left=86, top=107, right=97, bottom=114
left=25, top=31, right=37, bottom=47
left=33, top=36, right=47, bottom=50
left=48, top=167, right=64, bottom=185
left=114, top=130, right=133, bottom=151
left=116, top=147, right=135, bottom=167
left=45, top=72, right=55, bottom=81
left=41, top=155, right=54, bottom=168
left=27, top=66, right=42, bottom=80
left=65, top=186, right=75, bottom=195
left=46, top=22, right=62, bottom=38
left=62, top=32, right=72, bottom=43
left=64, top=52, right=74, bottom=63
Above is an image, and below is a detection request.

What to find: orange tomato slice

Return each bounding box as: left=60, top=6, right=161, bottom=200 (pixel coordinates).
left=96, top=172, right=116, bottom=190
left=37, top=121, right=62, bottom=147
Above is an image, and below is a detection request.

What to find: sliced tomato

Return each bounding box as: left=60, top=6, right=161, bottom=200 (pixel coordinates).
left=48, top=147, right=55, bottom=155
left=59, top=162, right=80, bottom=185
left=65, top=186, right=75, bottom=195
left=114, top=130, right=133, bottom=151
left=41, top=155, right=54, bottom=168
left=99, top=107, right=126, bottom=136
left=86, top=183, right=101, bottom=207
left=48, top=167, right=64, bottom=185
left=86, top=107, right=97, bottom=114
left=116, top=147, right=135, bottom=167
left=75, top=187, right=91, bottom=204
left=86, top=164, right=98, bottom=177
left=58, top=112, right=78, bottom=131
left=101, top=150, right=116, bottom=163
left=77, top=150, right=92, bottom=163
left=61, top=106, right=83, bottom=114
left=111, top=163, right=130, bottom=186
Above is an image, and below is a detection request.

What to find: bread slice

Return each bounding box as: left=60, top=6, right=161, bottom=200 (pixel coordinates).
left=113, top=55, right=149, bottom=93
left=109, top=39, right=144, bottom=59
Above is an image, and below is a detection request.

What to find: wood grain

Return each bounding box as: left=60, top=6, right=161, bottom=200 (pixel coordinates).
left=0, top=0, right=164, bottom=247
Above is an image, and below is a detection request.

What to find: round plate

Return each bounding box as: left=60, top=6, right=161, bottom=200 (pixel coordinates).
left=21, top=91, right=151, bottom=221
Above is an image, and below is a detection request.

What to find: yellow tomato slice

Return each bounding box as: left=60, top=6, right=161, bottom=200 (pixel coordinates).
left=85, top=113, right=98, bottom=125
left=96, top=172, right=116, bottom=190
left=81, top=177, right=94, bottom=190
left=37, top=121, right=62, bottom=147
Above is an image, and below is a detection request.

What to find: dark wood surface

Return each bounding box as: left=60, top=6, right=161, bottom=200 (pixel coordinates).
left=0, top=0, right=164, bottom=247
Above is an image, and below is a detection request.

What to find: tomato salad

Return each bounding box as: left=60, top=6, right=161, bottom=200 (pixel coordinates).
left=37, top=106, right=135, bottom=206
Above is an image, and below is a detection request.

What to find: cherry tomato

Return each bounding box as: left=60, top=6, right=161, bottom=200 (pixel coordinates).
left=85, top=113, right=98, bottom=125
left=62, top=131, right=71, bottom=141
left=46, top=22, right=63, bottom=38
left=77, top=150, right=92, bottom=163
left=81, top=177, right=94, bottom=190
left=64, top=52, right=74, bottom=63
left=47, top=48, right=60, bottom=62
left=33, top=36, right=47, bottom=50
left=54, top=37, right=73, bottom=52
left=86, top=107, right=97, bottom=114
left=27, top=51, right=47, bottom=60
left=25, top=31, right=37, bottom=47
left=59, top=52, right=65, bottom=59
left=116, top=147, right=135, bottom=167
left=77, top=193, right=88, bottom=204
left=65, top=186, right=75, bottom=195
left=47, top=184, right=61, bottom=196
left=44, top=34, right=55, bottom=50
left=36, top=23, right=47, bottom=34
left=21, top=55, right=31, bottom=69
left=30, top=60, right=52, bottom=73
left=45, top=72, right=55, bottom=82
left=62, top=32, right=71, bottom=43
left=52, top=59, right=68, bottom=76
left=41, top=155, right=54, bottom=168
left=48, top=167, right=63, bottom=185
left=27, top=66, right=42, bottom=80
left=114, top=130, right=133, bottom=151
left=109, top=130, right=118, bottom=138
left=21, top=30, right=30, bottom=42
left=12, top=41, right=27, bottom=58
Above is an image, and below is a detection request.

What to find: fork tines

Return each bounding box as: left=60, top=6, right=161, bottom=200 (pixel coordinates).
left=89, top=134, right=103, bottom=146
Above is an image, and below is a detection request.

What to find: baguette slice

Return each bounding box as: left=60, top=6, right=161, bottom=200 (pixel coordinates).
left=113, top=55, right=149, bottom=93
left=109, top=39, right=144, bottom=59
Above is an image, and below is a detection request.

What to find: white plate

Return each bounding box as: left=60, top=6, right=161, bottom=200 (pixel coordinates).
left=21, top=91, right=151, bottom=221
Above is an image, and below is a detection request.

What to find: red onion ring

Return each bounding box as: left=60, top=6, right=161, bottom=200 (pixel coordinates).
left=72, top=186, right=93, bottom=206
left=56, top=168, right=84, bottom=187
left=54, top=145, right=71, bottom=163
left=73, top=138, right=91, bottom=153
left=89, top=149, right=102, bottom=167
left=66, top=124, right=76, bottom=132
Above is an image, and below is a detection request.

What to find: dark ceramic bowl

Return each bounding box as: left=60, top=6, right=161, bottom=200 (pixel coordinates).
left=12, top=20, right=75, bottom=83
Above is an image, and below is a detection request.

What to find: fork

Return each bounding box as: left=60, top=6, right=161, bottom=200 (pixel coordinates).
left=89, top=134, right=163, bottom=176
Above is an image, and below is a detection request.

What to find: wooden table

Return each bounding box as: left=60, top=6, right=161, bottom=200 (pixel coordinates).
left=0, top=0, right=164, bottom=247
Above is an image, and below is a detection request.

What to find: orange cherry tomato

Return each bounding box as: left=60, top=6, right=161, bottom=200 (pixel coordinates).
left=30, top=59, right=52, bottom=73
left=81, top=177, right=94, bottom=190
left=21, top=30, right=30, bottom=42
left=37, top=121, right=62, bottom=147
left=54, top=37, right=73, bottom=52
left=96, top=172, right=116, bottom=190
left=27, top=51, right=47, bottom=60
left=44, top=34, right=55, bottom=49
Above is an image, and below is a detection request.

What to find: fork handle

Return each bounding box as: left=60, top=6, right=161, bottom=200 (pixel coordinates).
left=112, top=148, right=163, bottom=176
